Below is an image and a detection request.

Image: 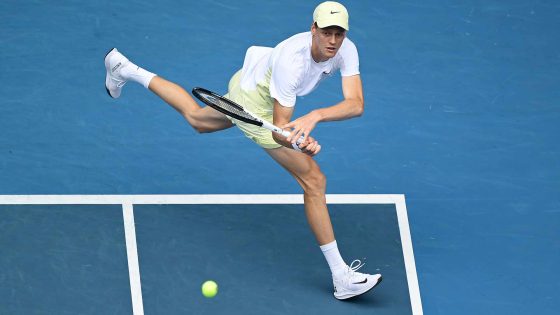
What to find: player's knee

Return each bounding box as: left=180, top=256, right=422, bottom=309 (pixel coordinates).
left=191, top=122, right=211, bottom=133
left=185, top=116, right=204, bottom=133
left=184, top=110, right=209, bottom=133
left=189, top=117, right=228, bottom=134
left=303, top=168, right=326, bottom=195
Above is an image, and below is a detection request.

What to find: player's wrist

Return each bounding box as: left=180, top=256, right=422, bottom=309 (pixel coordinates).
left=311, top=109, right=324, bottom=123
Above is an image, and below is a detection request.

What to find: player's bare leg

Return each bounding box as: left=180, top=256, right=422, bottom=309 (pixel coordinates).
left=148, top=76, right=233, bottom=133
left=266, top=146, right=334, bottom=245
left=105, top=48, right=232, bottom=133
left=266, top=146, right=382, bottom=299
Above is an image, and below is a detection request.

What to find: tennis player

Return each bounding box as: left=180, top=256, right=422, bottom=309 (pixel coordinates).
left=104, top=1, right=381, bottom=300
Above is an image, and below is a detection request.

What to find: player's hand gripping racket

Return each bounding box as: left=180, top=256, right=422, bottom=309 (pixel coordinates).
left=192, top=87, right=305, bottom=149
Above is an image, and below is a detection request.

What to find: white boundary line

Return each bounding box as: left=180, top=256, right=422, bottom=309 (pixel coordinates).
left=394, top=195, right=424, bottom=315
left=0, top=194, right=422, bottom=315
left=0, top=194, right=402, bottom=205
left=122, top=203, right=144, bottom=315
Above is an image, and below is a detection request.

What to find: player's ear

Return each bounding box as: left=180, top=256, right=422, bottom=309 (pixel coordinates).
left=311, top=22, right=318, bottom=33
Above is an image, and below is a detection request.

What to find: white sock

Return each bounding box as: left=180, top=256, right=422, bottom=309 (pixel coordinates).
left=320, top=240, right=346, bottom=277
left=121, top=62, right=156, bottom=89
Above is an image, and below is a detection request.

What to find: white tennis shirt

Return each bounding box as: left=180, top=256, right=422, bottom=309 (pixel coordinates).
left=239, top=31, right=360, bottom=107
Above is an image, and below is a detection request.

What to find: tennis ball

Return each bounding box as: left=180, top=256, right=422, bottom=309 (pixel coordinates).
left=202, top=280, right=218, bottom=298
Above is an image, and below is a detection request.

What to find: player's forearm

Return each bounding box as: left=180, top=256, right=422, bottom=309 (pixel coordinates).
left=314, top=98, right=364, bottom=122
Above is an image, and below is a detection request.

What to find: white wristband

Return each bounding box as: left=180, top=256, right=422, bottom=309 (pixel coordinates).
left=292, top=142, right=302, bottom=152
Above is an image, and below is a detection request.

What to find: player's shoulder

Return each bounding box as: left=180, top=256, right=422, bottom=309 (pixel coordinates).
left=334, top=36, right=359, bottom=63
left=340, top=36, right=358, bottom=53
left=275, top=32, right=310, bottom=53
left=272, top=32, right=310, bottom=67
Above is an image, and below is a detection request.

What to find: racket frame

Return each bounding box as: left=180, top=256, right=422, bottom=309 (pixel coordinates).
left=192, top=87, right=301, bottom=143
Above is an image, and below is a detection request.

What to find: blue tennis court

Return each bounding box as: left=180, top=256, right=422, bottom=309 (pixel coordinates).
left=1, top=1, right=559, bottom=314
left=0, top=195, right=420, bottom=314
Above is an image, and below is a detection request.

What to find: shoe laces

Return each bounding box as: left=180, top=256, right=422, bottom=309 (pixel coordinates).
left=349, top=259, right=366, bottom=274
left=345, top=259, right=369, bottom=282
left=334, top=259, right=368, bottom=285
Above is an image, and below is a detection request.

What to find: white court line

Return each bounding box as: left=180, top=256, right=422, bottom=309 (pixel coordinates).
left=0, top=194, right=403, bottom=205
left=122, top=203, right=144, bottom=315
left=0, top=194, right=422, bottom=315
left=394, top=195, right=424, bottom=315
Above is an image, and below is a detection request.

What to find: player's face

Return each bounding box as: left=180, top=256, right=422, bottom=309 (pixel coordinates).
left=311, top=24, right=346, bottom=62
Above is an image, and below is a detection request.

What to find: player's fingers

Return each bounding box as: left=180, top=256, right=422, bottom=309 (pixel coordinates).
left=305, top=144, right=319, bottom=156
left=283, top=121, right=295, bottom=129
left=302, top=133, right=309, bottom=144
left=286, top=130, right=294, bottom=142
left=298, top=130, right=309, bottom=144
left=307, top=141, right=318, bottom=151
left=313, top=142, right=320, bottom=153
left=293, top=129, right=305, bottom=143
left=303, top=140, right=318, bottom=155
left=283, top=121, right=300, bottom=134
left=288, top=128, right=301, bottom=142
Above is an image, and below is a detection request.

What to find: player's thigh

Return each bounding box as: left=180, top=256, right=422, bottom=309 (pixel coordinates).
left=265, top=146, right=321, bottom=180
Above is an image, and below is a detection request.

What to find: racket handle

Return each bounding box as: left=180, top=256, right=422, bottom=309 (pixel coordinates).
left=263, top=121, right=304, bottom=145
left=280, top=130, right=291, bottom=138
left=279, top=130, right=305, bottom=152
left=280, top=130, right=305, bottom=145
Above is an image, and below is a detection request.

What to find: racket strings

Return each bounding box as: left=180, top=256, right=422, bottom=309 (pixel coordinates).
left=193, top=88, right=261, bottom=125
left=214, top=96, right=256, bottom=122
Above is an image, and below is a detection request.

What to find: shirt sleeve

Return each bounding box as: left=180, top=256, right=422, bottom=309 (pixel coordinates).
left=338, top=39, right=360, bottom=77
left=269, top=49, right=303, bottom=108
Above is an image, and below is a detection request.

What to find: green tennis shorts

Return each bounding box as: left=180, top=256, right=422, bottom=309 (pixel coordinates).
left=224, top=70, right=282, bottom=149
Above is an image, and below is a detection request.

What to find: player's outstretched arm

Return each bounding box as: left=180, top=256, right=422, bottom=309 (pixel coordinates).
left=283, top=74, right=364, bottom=143
left=316, top=74, right=364, bottom=121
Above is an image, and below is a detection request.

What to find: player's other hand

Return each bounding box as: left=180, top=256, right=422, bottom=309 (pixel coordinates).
left=297, top=136, right=321, bottom=156
left=283, top=111, right=321, bottom=144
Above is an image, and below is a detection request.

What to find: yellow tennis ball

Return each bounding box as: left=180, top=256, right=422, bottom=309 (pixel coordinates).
left=202, top=280, right=218, bottom=298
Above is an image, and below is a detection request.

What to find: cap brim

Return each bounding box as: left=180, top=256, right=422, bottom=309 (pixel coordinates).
left=316, top=19, right=349, bottom=30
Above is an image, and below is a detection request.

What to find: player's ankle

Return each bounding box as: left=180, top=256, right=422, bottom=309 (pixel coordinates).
left=121, top=62, right=156, bottom=89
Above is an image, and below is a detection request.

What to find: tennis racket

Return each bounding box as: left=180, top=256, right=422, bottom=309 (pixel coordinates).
left=192, top=87, right=305, bottom=147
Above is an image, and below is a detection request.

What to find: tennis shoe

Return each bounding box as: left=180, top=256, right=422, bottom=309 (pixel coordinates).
left=333, top=260, right=382, bottom=300
left=104, top=48, right=130, bottom=98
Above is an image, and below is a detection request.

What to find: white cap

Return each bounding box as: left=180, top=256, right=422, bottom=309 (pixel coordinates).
left=313, top=1, right=349, bottom=31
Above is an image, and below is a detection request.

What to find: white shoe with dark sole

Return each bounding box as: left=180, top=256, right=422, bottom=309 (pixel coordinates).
left=333, top=260, right=383, bottom=300
left=104, top=48, right=130, bottom=98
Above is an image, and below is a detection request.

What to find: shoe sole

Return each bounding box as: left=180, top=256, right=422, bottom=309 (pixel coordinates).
left=334, top=275, right=383, bottom=300
left=104, top=48, right=117, bottom=98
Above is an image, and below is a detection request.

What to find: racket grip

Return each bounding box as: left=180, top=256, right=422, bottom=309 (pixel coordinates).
left=280, top=130, right=305, bottom=144
left=280, top=130, right=305, bottom=151
left=280, top=130, right=291, bottom=138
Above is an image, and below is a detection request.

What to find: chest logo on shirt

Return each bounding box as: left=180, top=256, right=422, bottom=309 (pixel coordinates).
left=319, top=70, right=333, bottom=83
